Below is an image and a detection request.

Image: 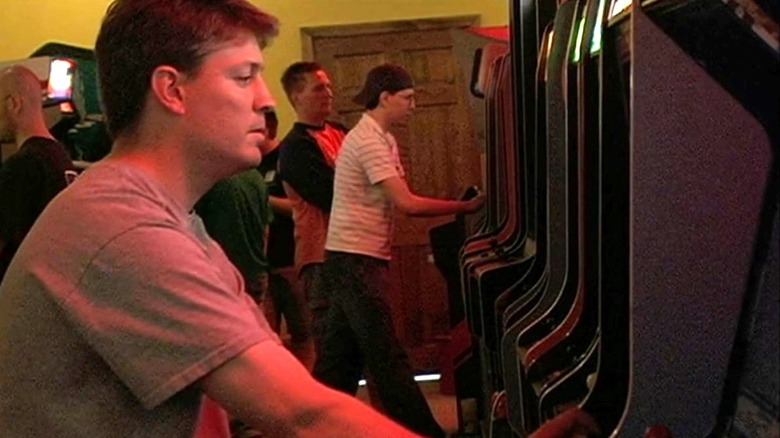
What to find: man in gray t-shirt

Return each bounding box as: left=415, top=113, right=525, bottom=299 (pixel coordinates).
left=0, top=2, right=422, bottom=437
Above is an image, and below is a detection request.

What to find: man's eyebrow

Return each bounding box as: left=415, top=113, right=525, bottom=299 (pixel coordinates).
left=245, top=62, right=264, bottom=73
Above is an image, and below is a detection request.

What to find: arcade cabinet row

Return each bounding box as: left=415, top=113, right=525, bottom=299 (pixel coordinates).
left=431, top=0, right=778, bottom=436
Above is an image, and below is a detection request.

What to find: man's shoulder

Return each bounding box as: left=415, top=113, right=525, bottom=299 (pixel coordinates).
left=278, top=130, right=321, bottom=162
left=232, top=169, right=267, bottom=190
left=343, top=120, right=382, bottom=147
left=0, top=144, right=44, bottom=178
left=279, top=126, right=315, bottom=151
left=17, top=137, right=74, bottom=168
left=205, top=171, right=267, bottom=205
left=324, top=120, right=349, bottom=134
left=279, top=120, right=347, bottom=146
left=21, top=136, right=69, bottom=154
left=21, top=136, right=62, bottom=147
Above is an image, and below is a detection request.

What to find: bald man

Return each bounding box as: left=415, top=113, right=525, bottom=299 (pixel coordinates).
left=0, top=65, right=75, bottom=281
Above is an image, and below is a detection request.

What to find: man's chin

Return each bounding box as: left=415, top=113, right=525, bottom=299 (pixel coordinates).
left=227, top=152, right=262, bottom=175
left=246, top=142, right=264, bottom=164
left=246, top=152, right=263, bottom=168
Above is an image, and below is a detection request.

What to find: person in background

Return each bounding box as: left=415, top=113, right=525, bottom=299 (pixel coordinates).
left=194, top=166, right=272, bottom=306
left=313, top=63, right=486, bottom=438
left=0, top=65, right=76, bottom=281
left=0, top=1, right=424, bottom=437
left=257, top=110, right=314, bottom=367
left=278, top=61, right=347, bottom=356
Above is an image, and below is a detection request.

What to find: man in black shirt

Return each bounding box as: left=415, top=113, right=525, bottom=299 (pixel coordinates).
left=278, top=61, right=348, bottom=357
left=257, top=110, right=315, bottom=366
left=0, top=65, right=75, bottom=281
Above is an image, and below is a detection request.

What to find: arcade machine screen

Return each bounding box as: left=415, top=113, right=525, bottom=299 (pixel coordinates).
left=38, top=57, right=81, bottom=159
left=46, top=58, right=75, bottom=103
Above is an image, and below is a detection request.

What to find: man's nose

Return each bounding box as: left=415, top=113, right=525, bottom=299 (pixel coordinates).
left=254, top=77, right=276, bottom=112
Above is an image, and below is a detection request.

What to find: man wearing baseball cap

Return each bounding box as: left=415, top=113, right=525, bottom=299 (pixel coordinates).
left=313, top=63, right=485, bottom=437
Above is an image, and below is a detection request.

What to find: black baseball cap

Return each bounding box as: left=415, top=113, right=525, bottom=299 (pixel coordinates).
left=353, top=63, right=414, bottom=108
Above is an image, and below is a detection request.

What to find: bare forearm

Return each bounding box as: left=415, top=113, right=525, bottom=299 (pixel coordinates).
left=200, top=342, right=421, bottom=438
left=400, top=194, right=472, bottom=217
left=284, top=387, right=422, bottom=438
left=234, top=388, right=421, bottom=438
left=380, top=176, right=484, bottom=217
left=269, top=195, right=292, bottom=217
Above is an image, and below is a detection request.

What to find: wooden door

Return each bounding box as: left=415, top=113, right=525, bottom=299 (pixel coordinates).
left=303, top=16, right=483, bottom=369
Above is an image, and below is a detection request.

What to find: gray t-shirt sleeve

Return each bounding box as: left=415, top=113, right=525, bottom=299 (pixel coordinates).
left=60, top=223, right=275, bottom=409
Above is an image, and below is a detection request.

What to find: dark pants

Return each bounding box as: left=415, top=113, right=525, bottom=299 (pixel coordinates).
left=300, top=263, right=329, bottom=356
left=267, top=270, right=309, bottom=343
left=312, top=251, right=445, bottom=438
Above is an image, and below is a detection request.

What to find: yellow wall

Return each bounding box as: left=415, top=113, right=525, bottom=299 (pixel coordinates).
left=0, top=0, right=508, bottom=134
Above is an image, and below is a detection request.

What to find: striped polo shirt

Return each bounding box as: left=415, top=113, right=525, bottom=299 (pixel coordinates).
left=325, top=113, right=405, bottom=260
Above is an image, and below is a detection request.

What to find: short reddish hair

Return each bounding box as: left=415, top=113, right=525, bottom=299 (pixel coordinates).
left=95, top=0, right=278, bottom=137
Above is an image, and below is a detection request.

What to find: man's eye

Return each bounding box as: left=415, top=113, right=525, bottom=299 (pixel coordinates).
left=237, top=76, right=253, bottom=85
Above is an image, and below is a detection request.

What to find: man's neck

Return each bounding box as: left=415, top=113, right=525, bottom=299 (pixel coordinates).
left=108, top=136, right=213, bottom=213
left=365, top=110, right=390, bottom=132
left=297, top=114, right=327, bottom=127
left=15, top=127, right=55, bottom=150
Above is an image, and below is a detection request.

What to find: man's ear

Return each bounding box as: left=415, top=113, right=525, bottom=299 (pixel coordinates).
left=378, top=90, right=391, bottom=108
left=150, top=66, right=186, bottom=115
left=5, top=93, right=21, bottom=116
left=289, top=90, right=301, bottom=110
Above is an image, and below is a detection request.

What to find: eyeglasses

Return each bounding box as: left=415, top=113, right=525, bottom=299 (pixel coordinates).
left=394, top=92, right=415, bottom=103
